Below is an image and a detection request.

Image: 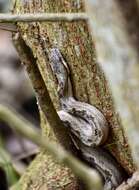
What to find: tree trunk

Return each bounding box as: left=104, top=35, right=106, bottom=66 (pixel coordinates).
left=12, top=0, right=135, bottom=189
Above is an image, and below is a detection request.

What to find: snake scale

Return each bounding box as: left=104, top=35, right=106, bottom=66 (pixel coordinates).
left=48, top=48, right=126, bottom=190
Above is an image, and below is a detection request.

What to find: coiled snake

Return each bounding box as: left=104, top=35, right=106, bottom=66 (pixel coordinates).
left=49, top=48, right=125, bottom=190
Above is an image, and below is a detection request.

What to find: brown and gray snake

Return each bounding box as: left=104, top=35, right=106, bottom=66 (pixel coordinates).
left=48, top=47, right=126, bottom=190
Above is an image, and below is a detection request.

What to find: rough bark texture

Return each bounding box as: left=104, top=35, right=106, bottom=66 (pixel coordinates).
left=12, top=31, right=78, bottom=190
left=12, top=0, right=135, bottom=189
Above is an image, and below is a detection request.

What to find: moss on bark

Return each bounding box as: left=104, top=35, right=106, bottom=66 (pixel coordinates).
left=12, top=0, right=135, bottom=189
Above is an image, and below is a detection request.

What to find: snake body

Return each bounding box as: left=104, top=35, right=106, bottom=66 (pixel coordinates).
left=0, top=23, right=126, bottom=189
left=49, top=48, right=125, bottom=189
left=58, top=97, right=108, bottom=147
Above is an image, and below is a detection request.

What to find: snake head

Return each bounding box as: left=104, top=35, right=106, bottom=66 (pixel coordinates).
left=49, top=48, right=69, bottom=98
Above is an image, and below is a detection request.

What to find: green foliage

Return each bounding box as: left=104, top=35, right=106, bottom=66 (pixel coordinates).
left=0, top=137, right=20, bottom=187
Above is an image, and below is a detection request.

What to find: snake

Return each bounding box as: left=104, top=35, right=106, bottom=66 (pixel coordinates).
left=0, top=22, right=126, bottom=190
left=48, top=47, right=125, bottom=190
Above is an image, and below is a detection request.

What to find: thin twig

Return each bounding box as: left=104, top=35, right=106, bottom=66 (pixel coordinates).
left=0, top=13, right=88, bottom=23
left=0, top=105, right=102, bottom=190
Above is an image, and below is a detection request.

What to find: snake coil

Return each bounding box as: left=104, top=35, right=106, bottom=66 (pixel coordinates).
left=49, top=48, right=125, bottom=190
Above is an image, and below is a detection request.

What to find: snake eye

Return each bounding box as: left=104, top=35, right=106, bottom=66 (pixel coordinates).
left=95, top=129, right=98, bottom=136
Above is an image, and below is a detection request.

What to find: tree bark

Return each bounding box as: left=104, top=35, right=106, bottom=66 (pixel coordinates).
left=12, top=0, right=135, bottom=189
